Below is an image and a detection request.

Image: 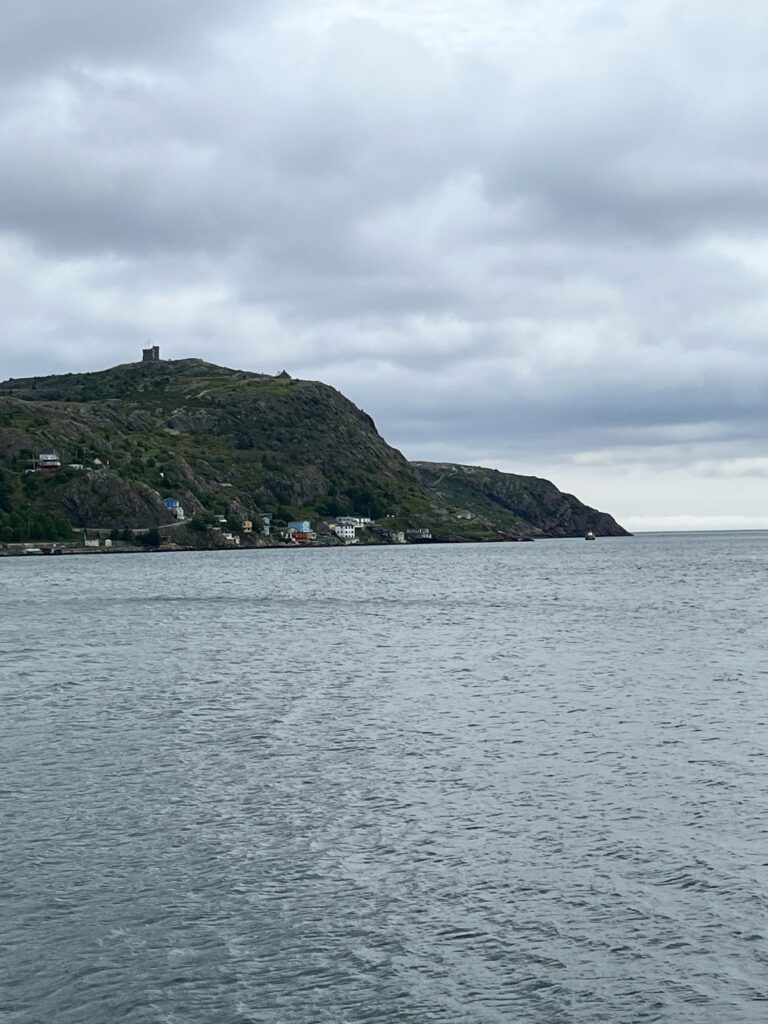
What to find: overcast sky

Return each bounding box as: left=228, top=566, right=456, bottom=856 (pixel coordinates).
left=2, top=0, right=767, bottom=531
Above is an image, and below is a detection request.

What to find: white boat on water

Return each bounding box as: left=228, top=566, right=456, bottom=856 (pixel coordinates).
left=585, top=531, right=596, bottom=541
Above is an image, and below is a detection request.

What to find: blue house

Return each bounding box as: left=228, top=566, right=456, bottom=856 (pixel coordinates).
left=163, top=497, right=180, bottom=510
left=288, top=520, right=311, bottom=533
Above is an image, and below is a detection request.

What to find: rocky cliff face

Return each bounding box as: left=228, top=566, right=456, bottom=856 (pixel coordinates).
left=0, top=359, right=628, bottom=539
left=412, top=462, right=630, bottom=538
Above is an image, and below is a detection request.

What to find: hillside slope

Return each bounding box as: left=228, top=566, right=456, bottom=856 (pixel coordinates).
left=414, top=462, right=629, bottom=538
left=0, top=358, right=628, bottom=541
left=0, top=359, right=429, bottom=531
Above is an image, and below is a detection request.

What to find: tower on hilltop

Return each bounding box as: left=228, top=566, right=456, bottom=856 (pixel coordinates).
left=142, top=345, right=160, bottom=362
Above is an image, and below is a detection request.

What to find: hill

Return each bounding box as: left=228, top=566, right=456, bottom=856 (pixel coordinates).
left=414, top=462, right=629, bottom=539
left=0, top=357, right=629, bottom=544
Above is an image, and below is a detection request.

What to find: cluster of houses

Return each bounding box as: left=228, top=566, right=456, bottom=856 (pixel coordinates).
left=242, top=514, right=272, bottom=536
left=176, top=512, right=429, bottom=546
left=288, top=518, right=430, bottom=545
left=28, top=445, right=435, bottom=546
left=277, top=517, right=427, bottom=546
left=285, top=519, right=314, bottom=543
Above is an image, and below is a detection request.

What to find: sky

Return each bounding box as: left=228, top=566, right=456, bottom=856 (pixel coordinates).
left=1, top=0, right=767, bottom=531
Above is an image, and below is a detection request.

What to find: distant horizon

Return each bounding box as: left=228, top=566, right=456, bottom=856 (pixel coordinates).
left=611, top=526, right=768, bottom=535
left=2, top=355, right=765, bottom=535
left=595, top=516, right=768, bottom=535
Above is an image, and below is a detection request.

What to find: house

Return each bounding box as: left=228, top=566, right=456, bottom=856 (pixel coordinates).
left=337, top=516, right=371, bottom=528
left=38, top=447, right=61, bottom=470
left=242, top=520, right=253, bottom=534
left=406, top=528, right=432, bottom=541
left=288, top=520, right=311, bottom=533
left=330, top=522, right=358, bottom=542
left=383, top=530, right=406, bottom=544
left=163, top=496, right=184, bottom=520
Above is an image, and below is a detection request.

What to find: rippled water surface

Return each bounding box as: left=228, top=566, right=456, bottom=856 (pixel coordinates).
left=2, top=534, right=768, bottom=1023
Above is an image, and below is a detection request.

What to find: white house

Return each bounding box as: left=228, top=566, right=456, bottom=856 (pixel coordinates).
left=38, top=447, right=61, bottom=470
left=330, top=522, right=358, bottom=542
left=406, top=528, right=432, bottom=541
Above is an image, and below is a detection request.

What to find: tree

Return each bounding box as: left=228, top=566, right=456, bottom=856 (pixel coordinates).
left=317, top=496, right=344, bottom=518
left=0, top=469, right=13, bottom=514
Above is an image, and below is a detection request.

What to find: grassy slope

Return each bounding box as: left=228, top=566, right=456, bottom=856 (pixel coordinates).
left=0, top=359, right=431, bottom=532
left=0, top=359, right=628, bottom=539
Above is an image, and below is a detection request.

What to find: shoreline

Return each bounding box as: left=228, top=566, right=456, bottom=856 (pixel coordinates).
left=0, top=534, right=633, bottom=559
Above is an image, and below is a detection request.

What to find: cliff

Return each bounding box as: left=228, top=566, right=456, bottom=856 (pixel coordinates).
left=0, top=358, right=628, bottom=542
left=413, top=462, right=629, bottom=538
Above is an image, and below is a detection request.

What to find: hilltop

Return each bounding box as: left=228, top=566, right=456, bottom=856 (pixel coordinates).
left=0, top=356, right=629, bottom=545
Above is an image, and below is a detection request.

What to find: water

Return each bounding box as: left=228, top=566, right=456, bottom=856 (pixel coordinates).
left=2, top=534, right=768, bottom=1023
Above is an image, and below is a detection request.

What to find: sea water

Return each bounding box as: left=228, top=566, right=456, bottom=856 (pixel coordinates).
left=2, top=534, right=767, bottom=1023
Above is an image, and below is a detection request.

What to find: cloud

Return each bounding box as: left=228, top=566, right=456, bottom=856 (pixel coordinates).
left=1, top=0, right=768, bottom=523
left=0, top=0, right=263, bottom=81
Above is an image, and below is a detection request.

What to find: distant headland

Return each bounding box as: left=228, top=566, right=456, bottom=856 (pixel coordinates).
left=0, top=350, right=629, bottom=553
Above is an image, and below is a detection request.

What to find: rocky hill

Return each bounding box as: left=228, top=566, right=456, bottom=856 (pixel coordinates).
left=0, top=358, right=629, bottom=543
left=414, top=462, right=629, bottom=539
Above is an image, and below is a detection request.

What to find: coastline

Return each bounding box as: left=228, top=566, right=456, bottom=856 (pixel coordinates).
left=2, top=534, right=626, bottom=558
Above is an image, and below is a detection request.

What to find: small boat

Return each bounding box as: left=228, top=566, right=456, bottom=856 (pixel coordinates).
left=584, top=531, right=596, bottom=541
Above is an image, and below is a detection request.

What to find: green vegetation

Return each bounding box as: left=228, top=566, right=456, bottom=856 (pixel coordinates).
left=0, top=358, right=629, bottom=543
left=412, top=462, right=630, bottom=539
left=0, top=509, right=72, bottom=543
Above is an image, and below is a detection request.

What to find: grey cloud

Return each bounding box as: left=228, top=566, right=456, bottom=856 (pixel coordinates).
left=0, top=19, right=472, bottom=266
left=2, top=1, right=768, bottom=521
left=0, top=0, right=272, bottom=81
